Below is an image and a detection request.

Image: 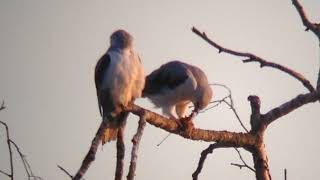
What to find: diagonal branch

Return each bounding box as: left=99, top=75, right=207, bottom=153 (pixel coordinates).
left=58, top=165, right=74, bottom=179
left=127, top=116, right=146, bottom=180
left=262, top=89, right=320, bottom=128
left=192, top=26, right=315, bottom=93
left=292, top=0, right=320, bottom=39
left=231, top=148, right=255, bottom=172
left=73, top=122, right=106, bottom=180
left=192, top=142, right=235, bottom=180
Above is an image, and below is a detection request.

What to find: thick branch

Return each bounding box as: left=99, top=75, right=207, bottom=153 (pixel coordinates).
left=192, top=27, right=315, bottom=93
left=73, top=122, right=106, bottom=180
left=192, top=142, right=234, bottom=180
left=127, top=117, right=146, bottom=180
left=126, top=104, right=257, bottom=147
left=292, top=0, right=320, bottom=39
left=252, top=143, right=271, bottom=180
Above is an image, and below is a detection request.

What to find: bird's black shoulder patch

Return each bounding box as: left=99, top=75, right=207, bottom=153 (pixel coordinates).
left=95, top=53, right=111, bottom=90
left=95, top=53, right=111, bottom=116
left=143, top=61, right=189, bottom=96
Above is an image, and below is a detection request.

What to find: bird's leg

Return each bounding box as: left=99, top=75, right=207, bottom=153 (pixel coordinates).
left=179, top=108, right=198, bottom=130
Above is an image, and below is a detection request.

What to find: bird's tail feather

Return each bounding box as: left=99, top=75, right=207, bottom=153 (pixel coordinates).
left=102, top=127, right=118, bottom=144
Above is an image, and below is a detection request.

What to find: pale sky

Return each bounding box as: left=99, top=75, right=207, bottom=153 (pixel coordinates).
left=0, top=0, right=319, bottom=180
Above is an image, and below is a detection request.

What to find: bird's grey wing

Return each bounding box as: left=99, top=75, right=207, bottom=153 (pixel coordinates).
left=95, top=53, right=111, bottom=116
left=143, top=61, right=189, bottom=96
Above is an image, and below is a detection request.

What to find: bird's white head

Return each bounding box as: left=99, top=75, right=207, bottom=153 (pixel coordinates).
left=196, top=85, right=213, bottom=111
left=110, top=29, right=133, bottom=49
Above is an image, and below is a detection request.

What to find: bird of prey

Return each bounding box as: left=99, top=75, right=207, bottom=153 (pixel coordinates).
left=143, top=60, right=212, bottom=124
left=95, top=30, right=145, bottom=144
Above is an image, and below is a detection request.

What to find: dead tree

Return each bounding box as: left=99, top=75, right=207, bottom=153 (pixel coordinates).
left=70, top=0, right=320, bottom=180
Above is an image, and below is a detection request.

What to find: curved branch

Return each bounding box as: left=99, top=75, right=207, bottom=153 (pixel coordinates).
left=192, top=27, right=315, bottom=93
left=292, top=0, right=320, bottom=39
left=192, top=142, right=234, bottom=180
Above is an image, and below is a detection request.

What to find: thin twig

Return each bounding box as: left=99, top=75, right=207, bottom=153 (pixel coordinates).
left=231, top=148, right=255, bottom=172
left=284, top=168, right=287, bottom=180
left=58, top=165, right=73, bottom=179
left=192, top=26, right=315, bottom=93
left=9, top=140, right=31, bottom=178
left=127, top=117, right=146, bottom=180
left=201, top=84, right=249, bottom=132
left=0, top=100, right=5, bottom=111
left=0, top=120, right=14, bottom=180
left=0, top=169, right=11, bottom=177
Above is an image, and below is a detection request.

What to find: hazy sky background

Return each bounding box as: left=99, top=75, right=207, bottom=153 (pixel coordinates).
left=0, top=0, right=319, bottom=180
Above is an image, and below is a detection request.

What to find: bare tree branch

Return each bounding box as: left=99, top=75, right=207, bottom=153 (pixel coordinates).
left=0, top=100, right=5, bottom=111
left=231, top=148, right=255, bottom=172
left=192, top=27, right=315, bottom=93
left=0, top=120, right=14, bottom=180
left=192, top=142, right=234, bottom=180
left=115, top=127, right=125, bottom=180
left=58, top=165, right=73, bottom=179
left=127, top=117, right=146, bottom=180
left=73, top=122, right=106, bottom=180
left=125, top=104, right=258, bottom=146
left=262, top=89, right=320, bottom=129
left=0, top=169, right=11, bottom=178
left=292, top=0, right=320, bottom=39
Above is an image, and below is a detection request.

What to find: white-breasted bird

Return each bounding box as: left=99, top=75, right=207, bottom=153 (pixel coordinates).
left=95, top=30, right=145, bottom=144
left=142, top=60, right=212, bottom=123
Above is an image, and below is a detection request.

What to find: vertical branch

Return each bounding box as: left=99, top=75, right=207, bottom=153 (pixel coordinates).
left=0, top=120, right=14, bottom=180
left=127, top=117, right=146, bottom=180
left=252, top=144, right=271, bottom=180
left=284, top=169, right=287, bottom=180
left=115, top=126, right=125, bottom=180
left=73, top=122, right=106, bottom=180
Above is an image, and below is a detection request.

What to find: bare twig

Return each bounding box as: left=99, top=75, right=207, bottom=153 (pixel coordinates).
left=0, top=100, right=5, bottom=111
left=58, top=165, right=73, bottom=179
left=263, top=89, right=320, bottom=129
left=0, top=120, right=14, bottom=180
left=127, top=117, right=146, bottom=180
left=73, top=122, right=106, bottom=180
left=292, top=0, right=320, bottom=39
left=10, top=140, right=31, bottom=179
left=192, top=142, right=235, bottom=180
left=201, top=84, right=249, bottom=132
left=0, top=169, right=11, bottom=177
left=192, top=26, right=315, bottom=93
left=115, top=127, right=125, bottom=180
left=231, top=148, right=255, bottom=172
left=284, top=168, right=287, bottom=180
